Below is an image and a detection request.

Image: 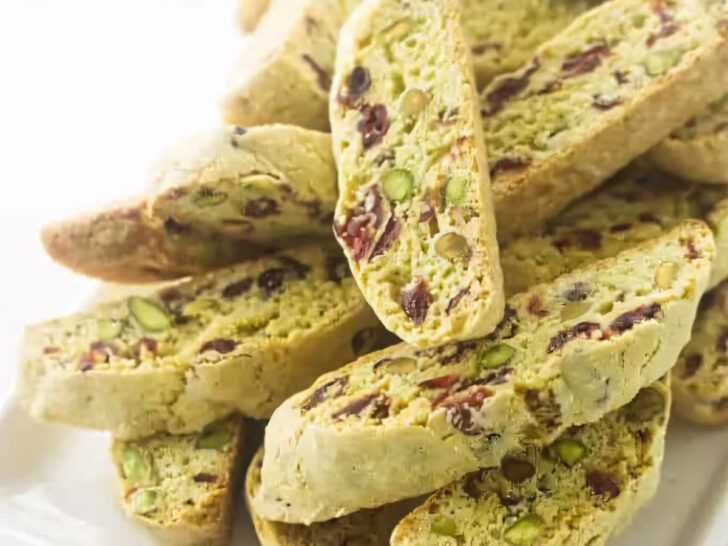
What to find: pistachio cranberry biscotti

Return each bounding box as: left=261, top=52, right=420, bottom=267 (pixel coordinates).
left=20, top=245, right=389, bottom=439
left=112, top=416, right=245, bottom=546
left=673, top=282, right=728, bottom=424
left=252, top=222, right=713, bottom=523
left=648, top=92, right=728, bottom=184
left=481, top=0, right=728, bottom=240
left=42, top=125, right=336, bottom=283
left=330, top=0, right=504, bottom=347
left=501, top=168, right=728, bottom=296
left=391, top=379, right=671, bottom=545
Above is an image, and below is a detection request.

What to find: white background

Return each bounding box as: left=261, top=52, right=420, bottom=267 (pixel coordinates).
left=1, top=2, right=727, bottom=545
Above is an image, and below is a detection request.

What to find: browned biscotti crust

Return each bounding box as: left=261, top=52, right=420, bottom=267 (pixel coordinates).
left=238, top=0, right=272, bottom=32
left=649, top=131, right=728, bottom=185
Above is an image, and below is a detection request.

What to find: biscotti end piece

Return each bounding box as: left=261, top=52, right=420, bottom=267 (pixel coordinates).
left=20, top=245, right=386, bottom=439
left=330, top=0, right=504, bottom=347
left=237, top=0, right=271, bottom=32
left=252, top=222, right=712, bottom=523
left=246, top=447, right=419, bottom=546
left=482, top=0, right=728, bottom=240
left=648, top=92, right=728, bottom=184
left=112, top=415, right=245, bottom=546
left=390, top=378, right=670, bottom=545
left=673, top=281, right=728, bottom=425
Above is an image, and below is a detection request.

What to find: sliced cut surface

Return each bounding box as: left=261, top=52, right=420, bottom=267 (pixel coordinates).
left=112, top=415, right=245, bottom=546
left=481, top=0, right=728, bottom=239
left=648, top=91, right=728, bottom=184
left=673, top=281, right=728, bottom=424
left=41, top=125, right=336, bottom=283
left=330, top=0, right=504, bottom=347
left=252, top=222, right=713, bottom=523
left=20, top=245, right=388, bottom=439
left=246, top=447, right=421, bottom=546
left=501, top=168, right=728, bottom=296
left=391, top=378, right=670, bottom=545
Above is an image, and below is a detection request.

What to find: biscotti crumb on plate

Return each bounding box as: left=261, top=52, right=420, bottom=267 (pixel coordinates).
left=391, top=378, right=671, bottom=546
left=20, top=245, right=387, bottom=439
left=330, top=0, right=504, bottom=347
left=252, top=221, right=712, bottom=523
left=481, top=0, right=728, bottom=239
left=648, top=91, right=728, bottom=184
left=41, top=125, right=337, bottom=283
left=112, top=415, right=245, bottom=546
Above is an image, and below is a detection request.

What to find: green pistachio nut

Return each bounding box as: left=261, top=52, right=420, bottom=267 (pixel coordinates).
left=444, top=177, right=467, bottom=206
left=644, top=49, right=683, bottom=76
left=553, top=438, right=587, bottom=467
left=128, top=297, right=172, bottom=332
left=430, top=516, right=458, bottom=537
left=129, top=489, right=159, bottom=514
left=122, top=447, right=150, bottom=484
left=481, top=344, right=515, bottom=369
left=382, top=169, right=414, bottom=202
left=504, top=514, right=545, bottom=546
left=97, top=319, right=122, bottom=341
left=434, top=232, right=470, bottom=260
left=197, top=429, right=231, bottom=451
left=401, top=88, right=428, bottom=117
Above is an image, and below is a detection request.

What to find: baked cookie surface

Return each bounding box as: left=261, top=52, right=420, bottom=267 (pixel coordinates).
left=330, top=0, right=504, bottom=347
left=252, top=222, right=712, bottom=523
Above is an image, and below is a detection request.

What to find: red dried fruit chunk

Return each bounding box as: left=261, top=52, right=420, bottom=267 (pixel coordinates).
left=609, top=303, right=661, bottom=335
left=501, top=456, right=535, bottom=483
left=462, top=471, right=484, bottom=499
left=646, top=5, right=679, bottom=48
left=159, top=288, right=184, bottom=304
left=401, top=279, right=433, bottom=325
left=357, top=104, right=390, bottom=149
left=347, top=66, right=372, bottom=98
left=258, top=268, right=287, bottom=297
left=43, top=346, right=60, bottom=355
left=335, top=187, right=384, bottom=262
left=301, top=54, right=331, bottom=92
left=592, top=97, right=622, bottom=110
left=301, top=376, right=349, bottom=411
left=199, top=338, right=238, bottom=354
left=561, top=45, right=610, bottom=79
left=685, top=239, right=700, bottom=260
left=419, top=373, right=461, bottom=390
left=490, top=156, right=532, bottom=176
left=441, top=386, right=492, bottom=436
left=482, top=59, right=540, bottom=117
left=586, top=470, right=620, bottom=500
left=138, top=337, right=158, bottom=354
left=527, top=295, right=549, bottom=317
left=164, top=217, right=186, bottom=235
left=446, top=288, right=470, bottom=314
left=573, top=229, right=602, bottom=250
left=244, top=197, right=280, bottom=218
left=564, top=282, right=589, bottom=302
left=331, top=393, right=387, bottom=420
left=193, top=473, right=218, bottom=483
left=547, top=322, right=602, bottom=353
left=222, top=278, right=253, bottom=299
left=419, top=200, right=436, bottom=223
left=371, top=217, right=402, bottom=258
left=610, top=222, right=632, bottom=233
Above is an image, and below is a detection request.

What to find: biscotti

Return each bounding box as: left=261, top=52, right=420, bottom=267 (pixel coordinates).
left=481, top=0, right=728, bottom=239
left=673, top=282, right=728, bottom=424
left=20, top=245, right=387, bottom=439
left=330, top=0, right=504, bottom=347
left=246, top=447, right=420, bottom=546
left=238, top=0, right=271, bottom=32
left=41, top=125, right=337, bottom=283
left=112, top=415, right=245, bottom=546
left=501, top=168, right=728, bottom=296
left=648, top=92, right=728, bottom=184
left=391, top=379, right=670, bottom=545
left=251, top=222, right=713, bottom=523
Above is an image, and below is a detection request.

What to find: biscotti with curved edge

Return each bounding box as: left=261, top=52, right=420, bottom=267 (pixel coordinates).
left=330, top=0, right=504, bottom=347
left=673, top=281, right=728, bottom=424
left=252, top=222, right=713, bottom=523
left=391, top=378, right=670, bottom=545
left=222, top=0, right=349, bottom=130
left=20, top=245, right=387, bottom=439
left=41, top=125, right=337, bottom=283
left=246, top=447, right=421, bottom=546
left=237, top=0, right=271, bottom=32
left=482, top=0, right=728, bottom=240
left=112, top=415, right=245, bottom=546
left=501, top=169, right=728, bottom=296
left=648, top=92, right=728, bottom=184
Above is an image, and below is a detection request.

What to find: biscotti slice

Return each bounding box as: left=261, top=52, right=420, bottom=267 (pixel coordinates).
left=252, top=222, right=712, bottom=523
left=330, top=0, right=504, bottom=347
left=20, top=245, right=387, bottom=439
left=481, top=0, right=728, bottom=239
left=41, top=125, right=336, bottom=283
left=238, top=0, right=272, bottom=32
left=501, top=168, right=728, bottom=296
left=391, top=378, right=670, bottom=545
left=112, top=415, right=245, bottom=546
left=222, top=0, right=349, bottom=130
left=246, top=447, right=421, bottom=546
left=673, top=281, right=728, bottom=424
left=648, top=91, right=728, bottom=184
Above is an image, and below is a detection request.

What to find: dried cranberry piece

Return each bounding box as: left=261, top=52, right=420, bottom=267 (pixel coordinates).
left=419, top=373, right=461, bottom=390
left=331, top=393, right=386, bottom=420
left=685, top=239, right=699, bottom=260
left=609, top=303, right=661, bottom=335
left=646, top=5, right=679, bottom=48
left=347, top=66, right=371, bottom=97
left=564, top=282, right=589, bottom=302
left=462, top=471, right=483, bottom=499
left=401, top=279, right=433, bottom=325
left=79, top=358, right=95, bottom=372
left=527, top=295, right=549, bottom=317
left=301, top=54, right=331, bottom=92
left=244, top=197, right=280, bottom=218
left=446, top=288, right=470, bottom=315
left=419, top=200, right=436, bottom=223
left=258, top=268, right=287, bottom=297
left=482, top=58, right=540, bottom=116
left=159, top=288, right=184, bottom=304
left=300, top=376, right=349, bottom=411
left=490, top=156, right=532, bottom=176
left=335, top=218, right=372, bottom=262
left=501, top=456, right=536, bottom=483
left=561, top=44, right=610, bottom=78
left=79, top=341, right=115, bottom=371
left=357, top=104, right=390, bottom=149
left=610, top=223, right=632, bottom=233
left=370, top=217, right=402, bottom=258
left=193, top=473, right=218, bottom=483
left=441, top=386, right=492, bottom=436
left=592, top=97, right=622, bottom=110
left=138, top=337, right=158, bottom=354
left=233, top=126, right=246, bottom=135
left=573, top=229, right=602, bottom=250
left=586, top=471, right=620, bottom=500
left=199, top=338, right=238, bottom=354
left=547, top=322, right=602, bottom=353
left=43, top=346, right=60, bottom=355
left=222, top=278, right=253, bottom=299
